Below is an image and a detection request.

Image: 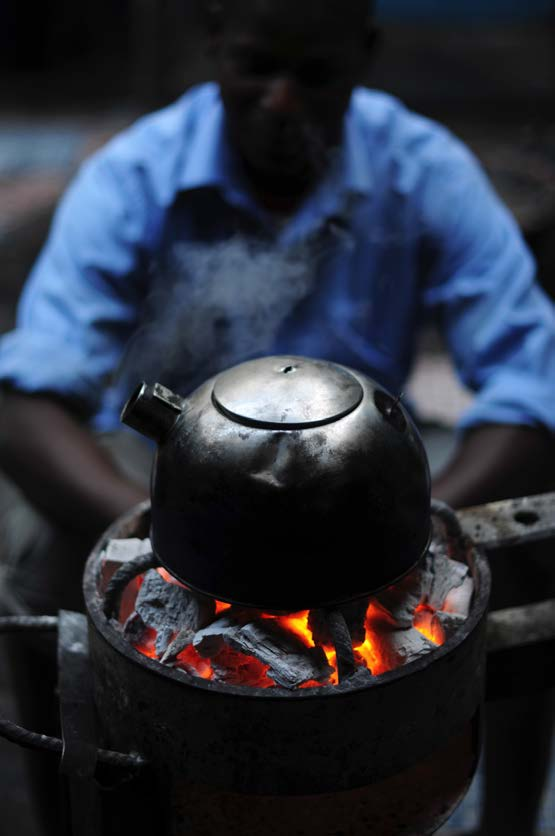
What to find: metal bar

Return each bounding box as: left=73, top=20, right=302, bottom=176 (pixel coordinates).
left=486, top=600, right=555, bottom=701
left=487, top=599, right=555, bottom=653
left=57, top=611, right=102, bottom=836
left=457, top=491, right=555, bottom=551
left=457, top=493, right=555, bottom=699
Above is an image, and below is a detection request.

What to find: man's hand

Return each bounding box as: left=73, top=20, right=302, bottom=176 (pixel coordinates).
left=431, top=424, right=555, bottom=510
left=0, top=392, right=148, bottom=537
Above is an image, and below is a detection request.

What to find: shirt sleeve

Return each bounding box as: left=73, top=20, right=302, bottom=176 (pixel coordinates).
left=0, top=148, right=151, bottom=418
left=418, top=134, right=555, bottom=433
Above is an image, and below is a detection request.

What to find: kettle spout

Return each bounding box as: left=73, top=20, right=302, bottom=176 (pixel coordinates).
left=121, top=382, right=187, bottom=443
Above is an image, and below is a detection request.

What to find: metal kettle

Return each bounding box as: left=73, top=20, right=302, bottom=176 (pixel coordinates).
left=121, top=355, right=431, bottom=612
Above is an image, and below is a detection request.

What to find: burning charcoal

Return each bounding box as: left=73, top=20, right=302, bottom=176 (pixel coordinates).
left=123, top=611, right=147, bottom=643
left=309, top=599, right=368, bottom=647
left=135, top=570, right=216, bottom=635
left=340, top=666, right=374, bottom=688
left=413, top=608, right=464, bottom=644
left=161, top=626, right=196, bottom=664
left=155, top=624, right=175, bottom=658
left=308, top=609, right=331, bottom=646
left=192, top=615, right=239, bottom=658
left=368, top=621, right=436, bottom=674
left=413, top=609, right=443, bottom=644
left=443, top=576, right=474, bottom=618
left=325, top=610, right=357, bottom=682
left=193, top=616, right=333, bottom=690
left=340, top=598, right=370, bottom=646
left=436, top=611, right=466, bottom=638
left=210, top=649, right=273, bottom=688
left=426, top=554, right=470, bottom=612
left=374, top=561, right=432, bottom=629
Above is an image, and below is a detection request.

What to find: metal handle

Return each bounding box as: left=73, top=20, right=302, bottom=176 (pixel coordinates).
left=458, top=491, right=555, bottom=551
left=0, top=616, right=146, bottom=770
left=457, top=493, right=555, bottom=700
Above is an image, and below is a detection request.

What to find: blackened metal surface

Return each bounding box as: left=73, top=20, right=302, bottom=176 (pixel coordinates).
left=169, top=715, right=480, bottom=836
left=123, top=356, right=432, bottom=611
left=84, top=506, right=489, bottom=797
left=121, top=382, right=186, bottom=443
left=57, top=611, right=101, bottom=836
left=458, top=491, right=555, bottom=551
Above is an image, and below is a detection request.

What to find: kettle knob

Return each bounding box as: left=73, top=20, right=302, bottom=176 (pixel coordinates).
left=121, top=382, right=187, bottom=443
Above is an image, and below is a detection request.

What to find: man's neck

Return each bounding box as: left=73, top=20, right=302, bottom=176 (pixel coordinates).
left=241, top=160, right=315, bottom=216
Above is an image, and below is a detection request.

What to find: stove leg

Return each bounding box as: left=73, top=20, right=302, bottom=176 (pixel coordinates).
left=481, top=690, right=555, bottom=836
left=58, top=611, right=102, bottom=836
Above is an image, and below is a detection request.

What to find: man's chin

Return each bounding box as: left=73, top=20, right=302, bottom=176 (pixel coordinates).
left=244, top=149, right=329, bottom=196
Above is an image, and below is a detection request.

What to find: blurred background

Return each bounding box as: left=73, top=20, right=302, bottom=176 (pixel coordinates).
left=0, top=1, right=554, bottom=833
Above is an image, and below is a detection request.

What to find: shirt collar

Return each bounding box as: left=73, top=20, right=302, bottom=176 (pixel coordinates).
left=341, top=97, right=375, bottom=197
left=178, top=92, right=236, bottom=193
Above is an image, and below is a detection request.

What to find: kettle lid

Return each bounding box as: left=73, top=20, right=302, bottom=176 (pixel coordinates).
left=212, top=356, right=363, bottom=430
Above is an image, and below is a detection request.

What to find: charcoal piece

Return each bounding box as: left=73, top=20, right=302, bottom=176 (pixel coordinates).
left=161, top=626, right=196, bottom=664
left=101, top=538, right=154, bottom=616
left=192, top=615, right=239, bottom=658
left=135, top=570, right=215, bottom=634
left=155, top=624, right=175, bottom=658
left=193, top=616, right=333, bottom=690
left=325, top=610, right=357, bottom=682
left=174, top=657, right=202, bottom=678
left=412, top=608, right=464, bottom=644
left=309, top=599, right=368, bottom=647
left=103, top=538, right=152, bottom=567
left=442, top=576, right=474, bottom=618
left=374, top=560, right=433, bottom=628
left=340, top=598, right=370, bottom=646
left=340, top=666, right=374, bottom=688
left=308, top=609, right=331, bottom=646
left=436, top=611, right=466, bottom=638
left=123, top=611, right=147, bottom=643
left=210, top=649, right=272, bottom=688
left=426, top=554, right=470, bottom=612
left=370, top=624, right=436, bottom=672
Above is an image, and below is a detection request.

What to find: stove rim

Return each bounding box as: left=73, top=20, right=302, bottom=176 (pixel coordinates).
left=84, top=501, right=491, bottom=702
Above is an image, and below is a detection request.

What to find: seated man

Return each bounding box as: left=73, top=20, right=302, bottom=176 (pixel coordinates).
left=0, top=2, right=553, bottom=835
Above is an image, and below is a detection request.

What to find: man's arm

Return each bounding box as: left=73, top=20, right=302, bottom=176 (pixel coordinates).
left=413, top=130, right=555, bottom=510
left=431, top=424, right=555, bottom=510
left=0, top=392, right=148, bottom=537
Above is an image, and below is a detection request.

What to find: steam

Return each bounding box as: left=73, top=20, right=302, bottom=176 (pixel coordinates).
left=118, top=235, right=322, bottom=395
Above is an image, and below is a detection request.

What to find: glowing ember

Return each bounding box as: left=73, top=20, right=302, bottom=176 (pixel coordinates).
left=126, top=583, right=450, bottom=686
left=109, top=540, right=473, bottom=690
left=135, top=626, right=159, bottom=659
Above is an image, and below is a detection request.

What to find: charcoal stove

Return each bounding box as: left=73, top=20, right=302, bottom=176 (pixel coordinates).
left=3, top=493, right=554, bottom=836
left=0, top=357, right=554, bottom=836
left=79, top=497, right=488, bottom=836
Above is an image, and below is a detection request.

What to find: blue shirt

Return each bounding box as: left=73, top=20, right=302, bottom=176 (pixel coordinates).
left=1, top=83, right=554, bottom=433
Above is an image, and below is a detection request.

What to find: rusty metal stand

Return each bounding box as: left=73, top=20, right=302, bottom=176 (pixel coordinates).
left=459, top=493, right=555, bottom=699
left=57, top=611, right=102, bottom=836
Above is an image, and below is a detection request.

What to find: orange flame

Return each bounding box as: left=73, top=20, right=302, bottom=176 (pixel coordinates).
left=128, top=572, right=448, bottom=688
